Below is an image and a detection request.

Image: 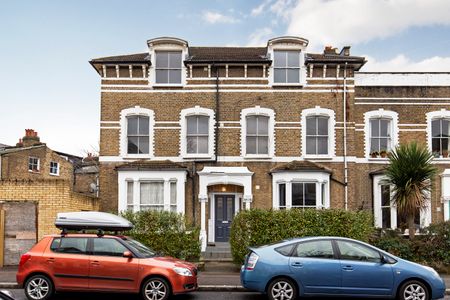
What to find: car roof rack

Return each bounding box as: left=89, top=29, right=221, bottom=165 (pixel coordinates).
left=55, top=212, right=134, bottom=234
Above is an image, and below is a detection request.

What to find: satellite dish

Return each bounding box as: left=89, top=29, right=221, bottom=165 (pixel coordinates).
left=89, top=183, right=98, bottom=193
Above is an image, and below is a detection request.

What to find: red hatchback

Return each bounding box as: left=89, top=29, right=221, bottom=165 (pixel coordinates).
left=17, top=233, right=198, bottom=300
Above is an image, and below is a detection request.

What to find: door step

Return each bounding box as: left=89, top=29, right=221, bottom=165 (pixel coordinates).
left=201, top=260, right=240, bottom=273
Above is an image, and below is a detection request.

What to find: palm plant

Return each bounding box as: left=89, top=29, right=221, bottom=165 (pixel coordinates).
left=383, top=142, right=437, bottom=239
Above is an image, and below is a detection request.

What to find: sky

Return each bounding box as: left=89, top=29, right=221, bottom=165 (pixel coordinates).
left=1, top=0, right=450, bottom=156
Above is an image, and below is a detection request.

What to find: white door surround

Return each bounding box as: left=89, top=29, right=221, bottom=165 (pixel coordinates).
left=197, top=166, right=253, bottom=251
left=208, top=192, right=242, bottom=244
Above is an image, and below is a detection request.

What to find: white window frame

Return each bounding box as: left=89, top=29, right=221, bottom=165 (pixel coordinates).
left=301, top=106, right=335, bottom=158
left=373, top=175, right=431, bottom=230
left=28, top=157, right=40, bottom=172
left=272, top=171, right=330, bottom=210
left=273, top=50, right=301, bottom=84
left=241, top=106, right=275, bottom=158
left=147, top=38, right=188, bottom=87
left=120, top=106, right=155, bottom=158
left=118, top=170, right=186, bottom=214
left=180, top=106, right=215, bottom=159
left=49, top=161, right=59, bottom=176
left=364, top=109, right=399, bottom=159
left=426, top=109, right=450, bottom=159
left=267, top=37, right=308, bottom=87
left=441, top=169, right=450, bottom=221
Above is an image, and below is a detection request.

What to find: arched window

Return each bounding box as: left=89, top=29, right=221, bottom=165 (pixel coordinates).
left=241, top=106, right=275, bottom=157
left=301, top=107, right=335, bottom=158
left=120, top=106, right=155, bottom=157
left=180, top=106, right=215, bottom=158
left=364, top=109, right=398, bottom=158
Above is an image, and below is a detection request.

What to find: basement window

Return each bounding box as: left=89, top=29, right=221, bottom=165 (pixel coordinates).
left=28, top=157, right=40, bottom=172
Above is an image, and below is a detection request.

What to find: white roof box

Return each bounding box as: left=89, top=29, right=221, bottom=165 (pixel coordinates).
left=55, top=212, right=134, bottom=231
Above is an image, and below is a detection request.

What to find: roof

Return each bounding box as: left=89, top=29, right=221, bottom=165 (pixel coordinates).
left=0, top=144, right=46, bottom=155
left=116, top=160, right=187, bottom=171
left=186, top=47, right=269, bottom=64
left=0, top=143, right=10, bottom=149
left=90, top=53, right=149, bottom=64
left=306, top=53, right=366, bottom=70
left=270, top=160, right=332, bottom=174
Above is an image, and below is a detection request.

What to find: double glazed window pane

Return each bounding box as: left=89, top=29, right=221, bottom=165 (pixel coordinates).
left=246, top=115, right=269, bottom=155
left=274, top=50, right=300, bottom=83
left=170, top=181, right=177, bottom=212
left=381, top=185, right=391, bottom=228
left=431, top=119, right=450, bottom=156
left=127, top=116, right=149, bottom=154
left=292, top=183, right=316, bottom=207
left=187, top=115, right=209, bottom=154
left=278, top=183, right=286, bottom=208
left=140, top=182, right=164, bottom=211
left=306, top=116, right=329, bottom=155
left=127, top=181, right=134, bottom=210
left=155, top=51, right=182, bottom=84
left=370, top=118, right=391, bottom=153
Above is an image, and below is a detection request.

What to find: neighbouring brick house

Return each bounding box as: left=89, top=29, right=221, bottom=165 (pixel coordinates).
left=90, top=36, right=450, bottom=251
left=0, top=130, right=99, bottom=265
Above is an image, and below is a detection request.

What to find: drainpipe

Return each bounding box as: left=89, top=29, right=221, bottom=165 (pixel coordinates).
left=214, top=63, right=220, bottom=163
left=343, top=62, right=349, bottom=211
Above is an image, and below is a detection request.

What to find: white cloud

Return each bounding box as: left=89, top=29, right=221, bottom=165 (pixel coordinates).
left=202, top=11, right=239, bottom=24
left=363, top=54, right=450, bottom=72
left=251, top=0, right=272, bottom=16
left=269, top=0, right=450, bottom=50
left=247, top=27, right=273, bottom=46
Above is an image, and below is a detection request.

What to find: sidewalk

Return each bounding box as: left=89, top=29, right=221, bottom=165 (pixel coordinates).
left=1, top=266, right=449, bottom=294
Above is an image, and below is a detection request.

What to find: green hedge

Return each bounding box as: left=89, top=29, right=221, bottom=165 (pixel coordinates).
left=371, top=221, right=450, bottom=273
left=230, top=209, right=374, bottom=264
left=121, top=210, right=201, bottom=261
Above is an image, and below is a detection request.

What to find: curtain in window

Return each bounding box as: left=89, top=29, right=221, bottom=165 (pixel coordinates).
left=140, top=182, right=164, bottom=211
left=186, top=115, right=209, bottom=154
left=246, top=115, right=269, bottom=154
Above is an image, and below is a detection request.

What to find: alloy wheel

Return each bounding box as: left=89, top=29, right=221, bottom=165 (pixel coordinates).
left=403, top=283, right=427, bottom=300
left=271, top=280, right=294, bottom=300
left=144, top=279, right=168, bottom=300
left=26, top=277, right=50, bottom=300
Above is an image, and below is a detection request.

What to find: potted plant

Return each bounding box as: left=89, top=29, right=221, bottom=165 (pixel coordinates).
left=370, top=151, right=379, bottom=158
left=442, top=149, right=449, bottom=158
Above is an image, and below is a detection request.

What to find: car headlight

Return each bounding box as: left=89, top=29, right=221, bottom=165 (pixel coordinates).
left=173, top=267, right=193, bottom=277
left=423, top=266, right=440, bottom=278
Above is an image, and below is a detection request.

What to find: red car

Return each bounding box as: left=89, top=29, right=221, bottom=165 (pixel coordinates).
left=16, top=233, right=198, bottom=300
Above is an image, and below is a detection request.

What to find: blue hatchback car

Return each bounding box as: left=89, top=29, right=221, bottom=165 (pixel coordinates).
left=241, top=237, right=446, bottom=300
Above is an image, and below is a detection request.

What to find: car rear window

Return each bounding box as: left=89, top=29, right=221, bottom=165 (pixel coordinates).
left=275, top=243, right=295, bottom=256
left=50, top=237, right=88, bottom=254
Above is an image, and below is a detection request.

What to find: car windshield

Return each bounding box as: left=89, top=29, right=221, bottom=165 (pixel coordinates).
left=122, top=238, right=157, bottom=258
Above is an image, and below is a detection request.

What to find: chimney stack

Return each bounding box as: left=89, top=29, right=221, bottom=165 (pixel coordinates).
left=324, top=46, right=338, bottom=55
left=21, top=129, right=42, bottom=147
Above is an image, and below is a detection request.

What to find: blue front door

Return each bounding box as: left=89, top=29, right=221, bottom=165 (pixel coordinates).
left=336, top=240, right=394, bottom=296
left=289, top=239, right=341, bottom=295
left=215, top=194, right=234, bottom=242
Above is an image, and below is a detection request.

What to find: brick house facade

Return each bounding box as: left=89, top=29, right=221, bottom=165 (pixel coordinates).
left=90, top=36, right=450, bottom=251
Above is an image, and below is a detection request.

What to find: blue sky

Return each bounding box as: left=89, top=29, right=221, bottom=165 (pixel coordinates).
left=1, top=0, right=450, bottom=155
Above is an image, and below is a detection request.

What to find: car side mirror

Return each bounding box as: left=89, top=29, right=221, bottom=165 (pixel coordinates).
left=123, top=251, right=133, bottom=259
left=381, top=254, right=395, bottom=264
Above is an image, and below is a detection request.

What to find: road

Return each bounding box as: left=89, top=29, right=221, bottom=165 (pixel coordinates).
left=4, top=289, right=450, bottom=300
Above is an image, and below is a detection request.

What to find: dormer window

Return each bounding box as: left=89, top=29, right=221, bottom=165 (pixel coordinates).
left=155, top=51, right=182, bottom=84
left=274, top=50, right=301, bottom=84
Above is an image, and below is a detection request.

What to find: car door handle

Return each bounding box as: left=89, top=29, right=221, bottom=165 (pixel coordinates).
left=46, top=258, right=55, bottom=263
left=342, top=266, right=354, bottom=271
left=91, top=260, right=100, bottom=266
left=291, top=262, right=303, bottom=268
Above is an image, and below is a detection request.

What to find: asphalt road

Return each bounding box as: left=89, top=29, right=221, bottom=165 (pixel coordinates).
left=4, top=290, right=450, bottom=300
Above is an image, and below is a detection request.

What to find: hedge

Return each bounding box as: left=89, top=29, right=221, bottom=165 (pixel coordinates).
left=121, top=210, right=201, bottom=261
left=371, top=221, right=450, bottom=273
left=230, top=209, right=374, bottom=264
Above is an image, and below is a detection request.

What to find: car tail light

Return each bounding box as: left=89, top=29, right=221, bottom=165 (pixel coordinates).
left=246, top=252, right=259, bottom=270
left=19, top=254, right=31, bottom=268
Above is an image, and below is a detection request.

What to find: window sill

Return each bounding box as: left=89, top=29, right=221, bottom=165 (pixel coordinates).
left=303, top=155, right=333, bottom=160
left=152, top=84, right=184, bottom=88
left=368, top=157, right=389, bottom=161
left=49, top=173, right=60, bottom=176
left=28, top=170, right=40, bottom=173
left=243, top=154, right=272, bottom=159
left=433, top=157, right=450, bottom=161
left=123, top=154, right=153, bottom=159
left=271, top=82, right=304, bottom=87
left=182, top=154, right=214, bottom=160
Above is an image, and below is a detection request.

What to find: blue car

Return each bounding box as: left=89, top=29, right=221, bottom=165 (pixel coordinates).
left=241, top=237, right=446, bottom=300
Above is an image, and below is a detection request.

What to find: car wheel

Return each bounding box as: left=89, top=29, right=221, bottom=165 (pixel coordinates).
left=268, top=278, right=298, bottom=300
left=24, top=274, right=54, bottom=300
left=141, top=277, right=171, bottom=300
left=398, top=280, right=429, bottom=300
